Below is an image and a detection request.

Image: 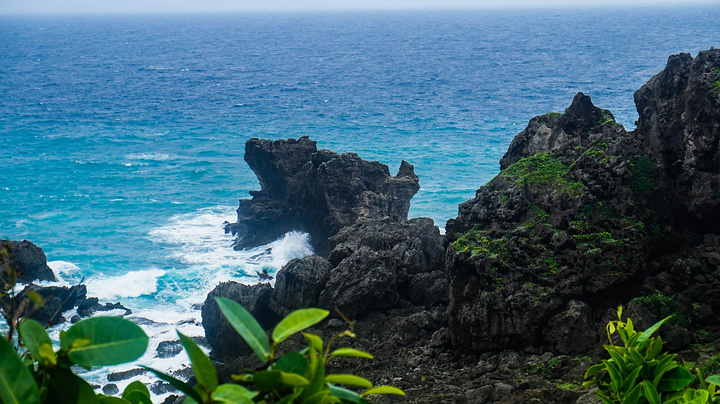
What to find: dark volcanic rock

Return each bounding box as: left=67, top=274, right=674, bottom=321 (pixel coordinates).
left=268, top=255, right=333, bottom=317
left=446, top=92, right=662, bottom=352
left=1, top=239, right=56, bottom=283
left=635, top=48, right=720, bottom=229
left=207, top=217, right=445, bottom=360
left=445, top=49, right=720, bottom=355
left=21, top=284, right=88, bottom=326
left=201, top=282, right=277, bottom=359
left=227, top=136, right=420, bottom=255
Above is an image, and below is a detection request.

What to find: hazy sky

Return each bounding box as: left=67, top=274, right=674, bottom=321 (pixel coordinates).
left=0, top=0, right=717, bottom=15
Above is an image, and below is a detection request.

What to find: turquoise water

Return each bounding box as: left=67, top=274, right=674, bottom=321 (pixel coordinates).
left=1, top=6, right=719, bottom=395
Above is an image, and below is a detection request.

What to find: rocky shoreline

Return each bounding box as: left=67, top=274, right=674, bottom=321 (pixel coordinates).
left=3, top=48, right=720, bottom=403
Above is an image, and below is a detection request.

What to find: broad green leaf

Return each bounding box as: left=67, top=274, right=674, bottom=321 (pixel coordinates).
left=327, top=384, right=371, bottom=404
left=281, top=371, right=310, bottom=386
left=212, top=384, right=257, bottom=403
left=647, top=337, right=664, bottom=360
left=706, top=375, right=720, bottom=386
left=657, top=366, right=693, bottom=392
left=604, top=360, right=622, bottom=394
left=642, top=381, right=660, bottom=404
left=275, top=352, right=310, bottom=377
left=628, top=349, right=646, bottom=367
left=62, top=317, right=148, bottom=367
left=18, top=319, right=54, bottom=365
left=252, top=370, right=283, bottom=390
left=304, top=390, right=333, bottom=404
left=621, top=366, right=643, bottom=394
left=325, top=374, right=373, bottom=388
left=98, top=397, right=132, bottom=404
left=123, top=391, right=152, bottom=404
left=214, top=297, right=270, bottom=361
left=622, top=383, right=642, bottom=404
left=273, top=308, right=329, bottom=344
left=0, top=336, right=40, bottom=404
left=330, top=348, right=373, bottom=360
left=638, top=317, right=670, bottom=342
left=46, top=367, right=99, bottom=404
left=360, top=386, right=405, bottom=397
left=122, top=380, right=150, bottom=399
left=304, top=333, right=323, bottom=352
left=177, top=332, right=218, bottom=391
left=584, top=363, right=606, bottom=379
left=143, top=366, right=203, bottom=403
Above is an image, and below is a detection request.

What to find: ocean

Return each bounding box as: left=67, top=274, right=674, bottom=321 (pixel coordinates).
left=1, top=6, right=718, bottom=398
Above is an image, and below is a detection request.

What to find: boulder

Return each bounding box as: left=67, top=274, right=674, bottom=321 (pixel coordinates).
left=201, top=282, right=277, bottom=359
left=0, top=239, right=56, bottom=283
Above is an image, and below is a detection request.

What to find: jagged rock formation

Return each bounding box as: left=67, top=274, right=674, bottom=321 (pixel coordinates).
left=635, top=49, right=720, bottom=229
left=204, top=49, right=720, bottom=403
left=445, top=49, right=720, bottom=355
left=204, top=216, right=446, bottom=360
left=226, top=136, right=420, bottom=256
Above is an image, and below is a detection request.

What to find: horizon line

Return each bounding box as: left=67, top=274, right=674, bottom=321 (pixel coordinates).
left=1, top=1, right=718, bottom=17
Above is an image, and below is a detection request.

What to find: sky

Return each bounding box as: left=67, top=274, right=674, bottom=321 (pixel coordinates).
left=0, top=0, right=717, bottom=15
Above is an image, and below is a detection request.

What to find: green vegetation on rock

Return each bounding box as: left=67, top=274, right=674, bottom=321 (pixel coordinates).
left=629, top=155, right=656, bottom=196
left=451, top=228, right=510, bottom=264
left=501, top=153, right=585, bottom=195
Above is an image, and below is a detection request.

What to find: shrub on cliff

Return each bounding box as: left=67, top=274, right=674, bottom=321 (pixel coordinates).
left=584, top=307, right=720, bottom=404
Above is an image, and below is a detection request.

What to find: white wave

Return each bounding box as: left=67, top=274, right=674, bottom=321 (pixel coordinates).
left=85, top=268, right=166, bottom=300
left=125, top=153, right=176, bottom=161
left=46, top=260, right=82, bottom=286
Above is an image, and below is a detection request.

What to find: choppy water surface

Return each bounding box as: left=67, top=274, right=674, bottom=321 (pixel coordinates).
left=1, top=6, right=718, bottom=398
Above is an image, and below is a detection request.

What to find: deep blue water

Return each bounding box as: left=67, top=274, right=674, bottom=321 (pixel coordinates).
left=1, top=6, right=719, bottom=394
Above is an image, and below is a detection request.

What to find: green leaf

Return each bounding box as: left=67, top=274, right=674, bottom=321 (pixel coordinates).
left=98, top=397, right=132, bottom=404
left=325, top=374, right=373, bottom=388
left=584, top=363, right=606, bottom=379
left=62, top=317, right=148, bottom=367
left=621, top=366, right=643, bottom=394
left=212, top=384, right=257, bottom=403
left=275, top=352, right=310, bottom=377
left=706, top=375, right=720, bottom=386
left=177, top=332, right=218, bottom=391
left=642, top=381, right=660, bottom=404
left=327, top=384, right=371, bottom=404
left=252, top=370, right=283, bottom=390
left=604, top=360, right=623, bottom=394
left=360, top=386, right=405, bottom=397
left=0, top=336, right=40, bottom=404
left=19, top=319, right=54, bottom=365
left=638, top=317, right=670, bottom=342
left=143, top=366, right=203, bottom=403
left=214, top=297, right=270, bottom=361
left=621, top=383, right=642, bottom=404
left=46, top=367, right=99, bottom=404
left=123, top=391, right=152, bottom=404
left=273, top=308, right=329, bottom=344
left=280, top=371, right=310, bottom=386
left=330, top=348, right=374, bottom=360
left=122, top=381, right=152, bottom=404
left=657, top=366, right=693, bottom=392
left=277, top=392, right=301, bottom=404
left=304, top=333, right=323, bottom=352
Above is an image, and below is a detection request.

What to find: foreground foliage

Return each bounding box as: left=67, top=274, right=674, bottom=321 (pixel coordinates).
left=1, top=246, right=403, bottom=403
left=584, top=307, right=720, bottom=404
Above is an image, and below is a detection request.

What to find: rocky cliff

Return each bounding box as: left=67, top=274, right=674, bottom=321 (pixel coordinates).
left=203, top=49, right=720, bottom=403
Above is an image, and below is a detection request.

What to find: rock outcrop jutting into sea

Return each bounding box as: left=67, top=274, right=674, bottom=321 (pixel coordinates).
left=202, top=49, right=720, bottom=403
left=225, top=136, right=421, bottom=256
